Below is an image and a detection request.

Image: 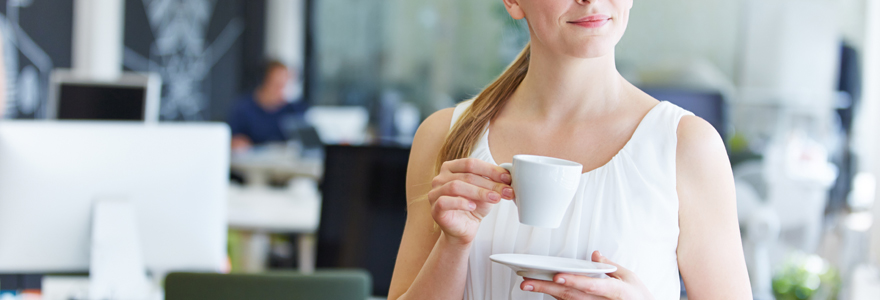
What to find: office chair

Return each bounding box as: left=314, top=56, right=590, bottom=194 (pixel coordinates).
left=317, top=145, right=410, bottom=297
left=164, top=270, right=371, bottom=300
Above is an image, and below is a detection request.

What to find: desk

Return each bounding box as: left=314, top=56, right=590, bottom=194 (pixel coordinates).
left=41, top=273, right=390, bottom=300
left=228, top=182, right=321, bottom=273
left=230, top=145, right=322, bottom=187
left=228, top=146, right=323, bottom=274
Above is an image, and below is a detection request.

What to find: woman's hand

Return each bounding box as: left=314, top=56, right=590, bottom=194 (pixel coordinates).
left=521, top=251, right=654, bottom=300
left=428, top=158, right=514, bottom=245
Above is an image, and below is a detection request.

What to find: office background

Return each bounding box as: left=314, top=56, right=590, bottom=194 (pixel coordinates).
left=0, top=0, right=880, bottom=299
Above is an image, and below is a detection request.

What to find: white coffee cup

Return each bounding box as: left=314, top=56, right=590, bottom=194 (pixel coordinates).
left=500, top=155, right=582, bottom=228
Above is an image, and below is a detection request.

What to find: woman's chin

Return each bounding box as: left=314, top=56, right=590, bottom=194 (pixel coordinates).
left=564, top=47, right=615, bottom=60
left=556, top=37, right=620, bottom=59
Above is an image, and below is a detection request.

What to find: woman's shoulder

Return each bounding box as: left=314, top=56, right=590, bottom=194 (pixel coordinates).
left=415, top=107, right=455, bottom=144
left=675, top=115, right=728, bottom=185
left=412, top=99, right=476, bottom=146
left=404, top=107, right=455, bottom=205
left=676, top=115, right=724, bottom=159
left=409, top=107, right=455, bottom=168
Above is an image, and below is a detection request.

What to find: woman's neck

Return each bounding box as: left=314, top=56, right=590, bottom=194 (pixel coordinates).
left=510, top=42, right=625, bottom=120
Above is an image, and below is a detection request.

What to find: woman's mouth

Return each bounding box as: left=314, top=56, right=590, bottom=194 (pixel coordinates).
left=568, top=14, right=611, bottom=29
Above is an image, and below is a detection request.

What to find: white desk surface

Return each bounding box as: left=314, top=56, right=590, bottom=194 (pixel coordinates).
left=227, top=145, right=323, bottom=233
left=227, top=183, right=321, bottom=233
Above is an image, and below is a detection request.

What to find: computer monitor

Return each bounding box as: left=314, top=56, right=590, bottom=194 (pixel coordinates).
left=0, top=121, right=229, bottom=275
left=46, top=70, right=162, bottom=122
left=317, top=145, right=410, bottom=297
left=641, top=88, right=727, bottom=140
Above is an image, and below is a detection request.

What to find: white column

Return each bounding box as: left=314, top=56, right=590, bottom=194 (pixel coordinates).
left=265, top=0, right=306, bottom=101
left=72, top=0, right=125, bottom=80
left=265, top=0, right=305, bottom=68
left=0, top=35, right=5, bottom=118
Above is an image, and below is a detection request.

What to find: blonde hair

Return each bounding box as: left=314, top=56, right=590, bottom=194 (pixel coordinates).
left=435, top=43, right=531, bottom=172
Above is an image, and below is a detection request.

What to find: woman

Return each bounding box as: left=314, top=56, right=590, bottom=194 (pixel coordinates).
left=389, top=0, right=751, bottom=299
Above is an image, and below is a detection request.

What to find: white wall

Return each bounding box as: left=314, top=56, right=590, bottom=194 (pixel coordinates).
left=617, top=0, right=741, bottom=83
left=618, top=0, right=864, bottom=89
left=857, top=0, right=880, bottom=265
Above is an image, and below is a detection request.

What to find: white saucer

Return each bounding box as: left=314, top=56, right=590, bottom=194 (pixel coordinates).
left=490, top=253, right=617, bottom=281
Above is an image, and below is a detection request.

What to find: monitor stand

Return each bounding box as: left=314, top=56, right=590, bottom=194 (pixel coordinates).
left=89, top=199, right=151, bottom=300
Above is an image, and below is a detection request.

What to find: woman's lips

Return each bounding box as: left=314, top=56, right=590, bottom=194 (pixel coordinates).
left=568, top=14, right=611, bottom=29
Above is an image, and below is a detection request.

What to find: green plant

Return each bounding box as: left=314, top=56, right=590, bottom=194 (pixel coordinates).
left=772, top=253, right=841, bottom=300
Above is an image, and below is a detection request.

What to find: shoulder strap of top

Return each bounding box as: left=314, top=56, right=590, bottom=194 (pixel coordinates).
left=641, top=101, right=694, bottom=135
left=450, top=99, right=475, bottom=130
left=622, top=101, right=697, bottom=186
left=657, top=101, right=695, bottom=128
left=625, top=101, right=696, bottom=151
left=662, top=101, right=696, bottom=134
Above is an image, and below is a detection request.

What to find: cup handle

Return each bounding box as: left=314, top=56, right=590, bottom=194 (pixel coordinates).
left=500, top=163, right=513, bottom=174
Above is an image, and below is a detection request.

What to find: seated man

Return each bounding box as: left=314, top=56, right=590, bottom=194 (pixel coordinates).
left=227, top=61, right=307, bottom=151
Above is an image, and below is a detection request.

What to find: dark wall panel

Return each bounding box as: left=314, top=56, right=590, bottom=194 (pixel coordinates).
left=1, top=0, right=273, bottom=122
left=1, top=0, right=73, bottom=119
left=123, top=0, right=246, bottom=121
left=241, top=0, right=266, bottom=93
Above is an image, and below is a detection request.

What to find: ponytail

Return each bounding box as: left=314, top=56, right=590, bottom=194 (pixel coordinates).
left=435, top=43, right=531, bottom=173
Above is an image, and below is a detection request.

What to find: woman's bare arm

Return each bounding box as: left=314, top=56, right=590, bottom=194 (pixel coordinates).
left=676, top=115, right=752, bottom=299
left=388, top=108, right=472, bottom=300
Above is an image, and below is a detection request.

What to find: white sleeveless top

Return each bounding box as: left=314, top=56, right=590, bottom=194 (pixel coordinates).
left=451, top=100, right=694, bottom=300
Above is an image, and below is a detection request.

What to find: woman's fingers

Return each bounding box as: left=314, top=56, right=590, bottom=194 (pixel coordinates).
left=591, top=251, right=632, bottom=281
left=442, top=158, right=512, bottom=184
left=431, top=196, right=477, bottom=224
left=430, top=196, right=481, bottom=238
left=523, top=276, right=624, bottom=300
left=431, top=158, right=514, bottom=205
left=432, top=196, right=475, bottom=214
left=429, top=180, right=502, bottom=205
left=521, top=279, right=583, bottom=299
left=519, top=254, right=644, bottom=300
left=432, top=172, right=513, bottom=199
left=552, top=274, right=626, bottom=299
left=453, top=173, right=514, bottom=199
left=521, top=278, right=608, bottom=300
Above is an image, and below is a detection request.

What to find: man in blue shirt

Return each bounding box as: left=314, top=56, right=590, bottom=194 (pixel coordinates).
left=227, top=61, right=307, bottom=151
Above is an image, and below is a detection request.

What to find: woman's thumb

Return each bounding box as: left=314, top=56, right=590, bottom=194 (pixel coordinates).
left=592, top=250, right=631, bottom=281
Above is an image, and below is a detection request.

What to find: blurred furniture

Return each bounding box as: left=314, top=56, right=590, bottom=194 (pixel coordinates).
left=47, top=69, right=162, bottom=122
left=165, top=270, right=371, bottom=300
left=849, top=265, right=880, bottom=300
left=228, top=179, right=322, bottom=273
left=734, top=160, right=779, bottom=300
left=735, top=153, right=837, bottom=299
left=0, top=121, right=229, bottom=279
left=317, top=145, right=409, bottom=297
left=228, top=180, right=321, bottom=234
left=230, top=144, right=323, bottom=187
left=304, top=106, right=369, bottom=145
left=228, top=144, right=324, bottom=274
left=40, top=275, right=163, bottom=300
